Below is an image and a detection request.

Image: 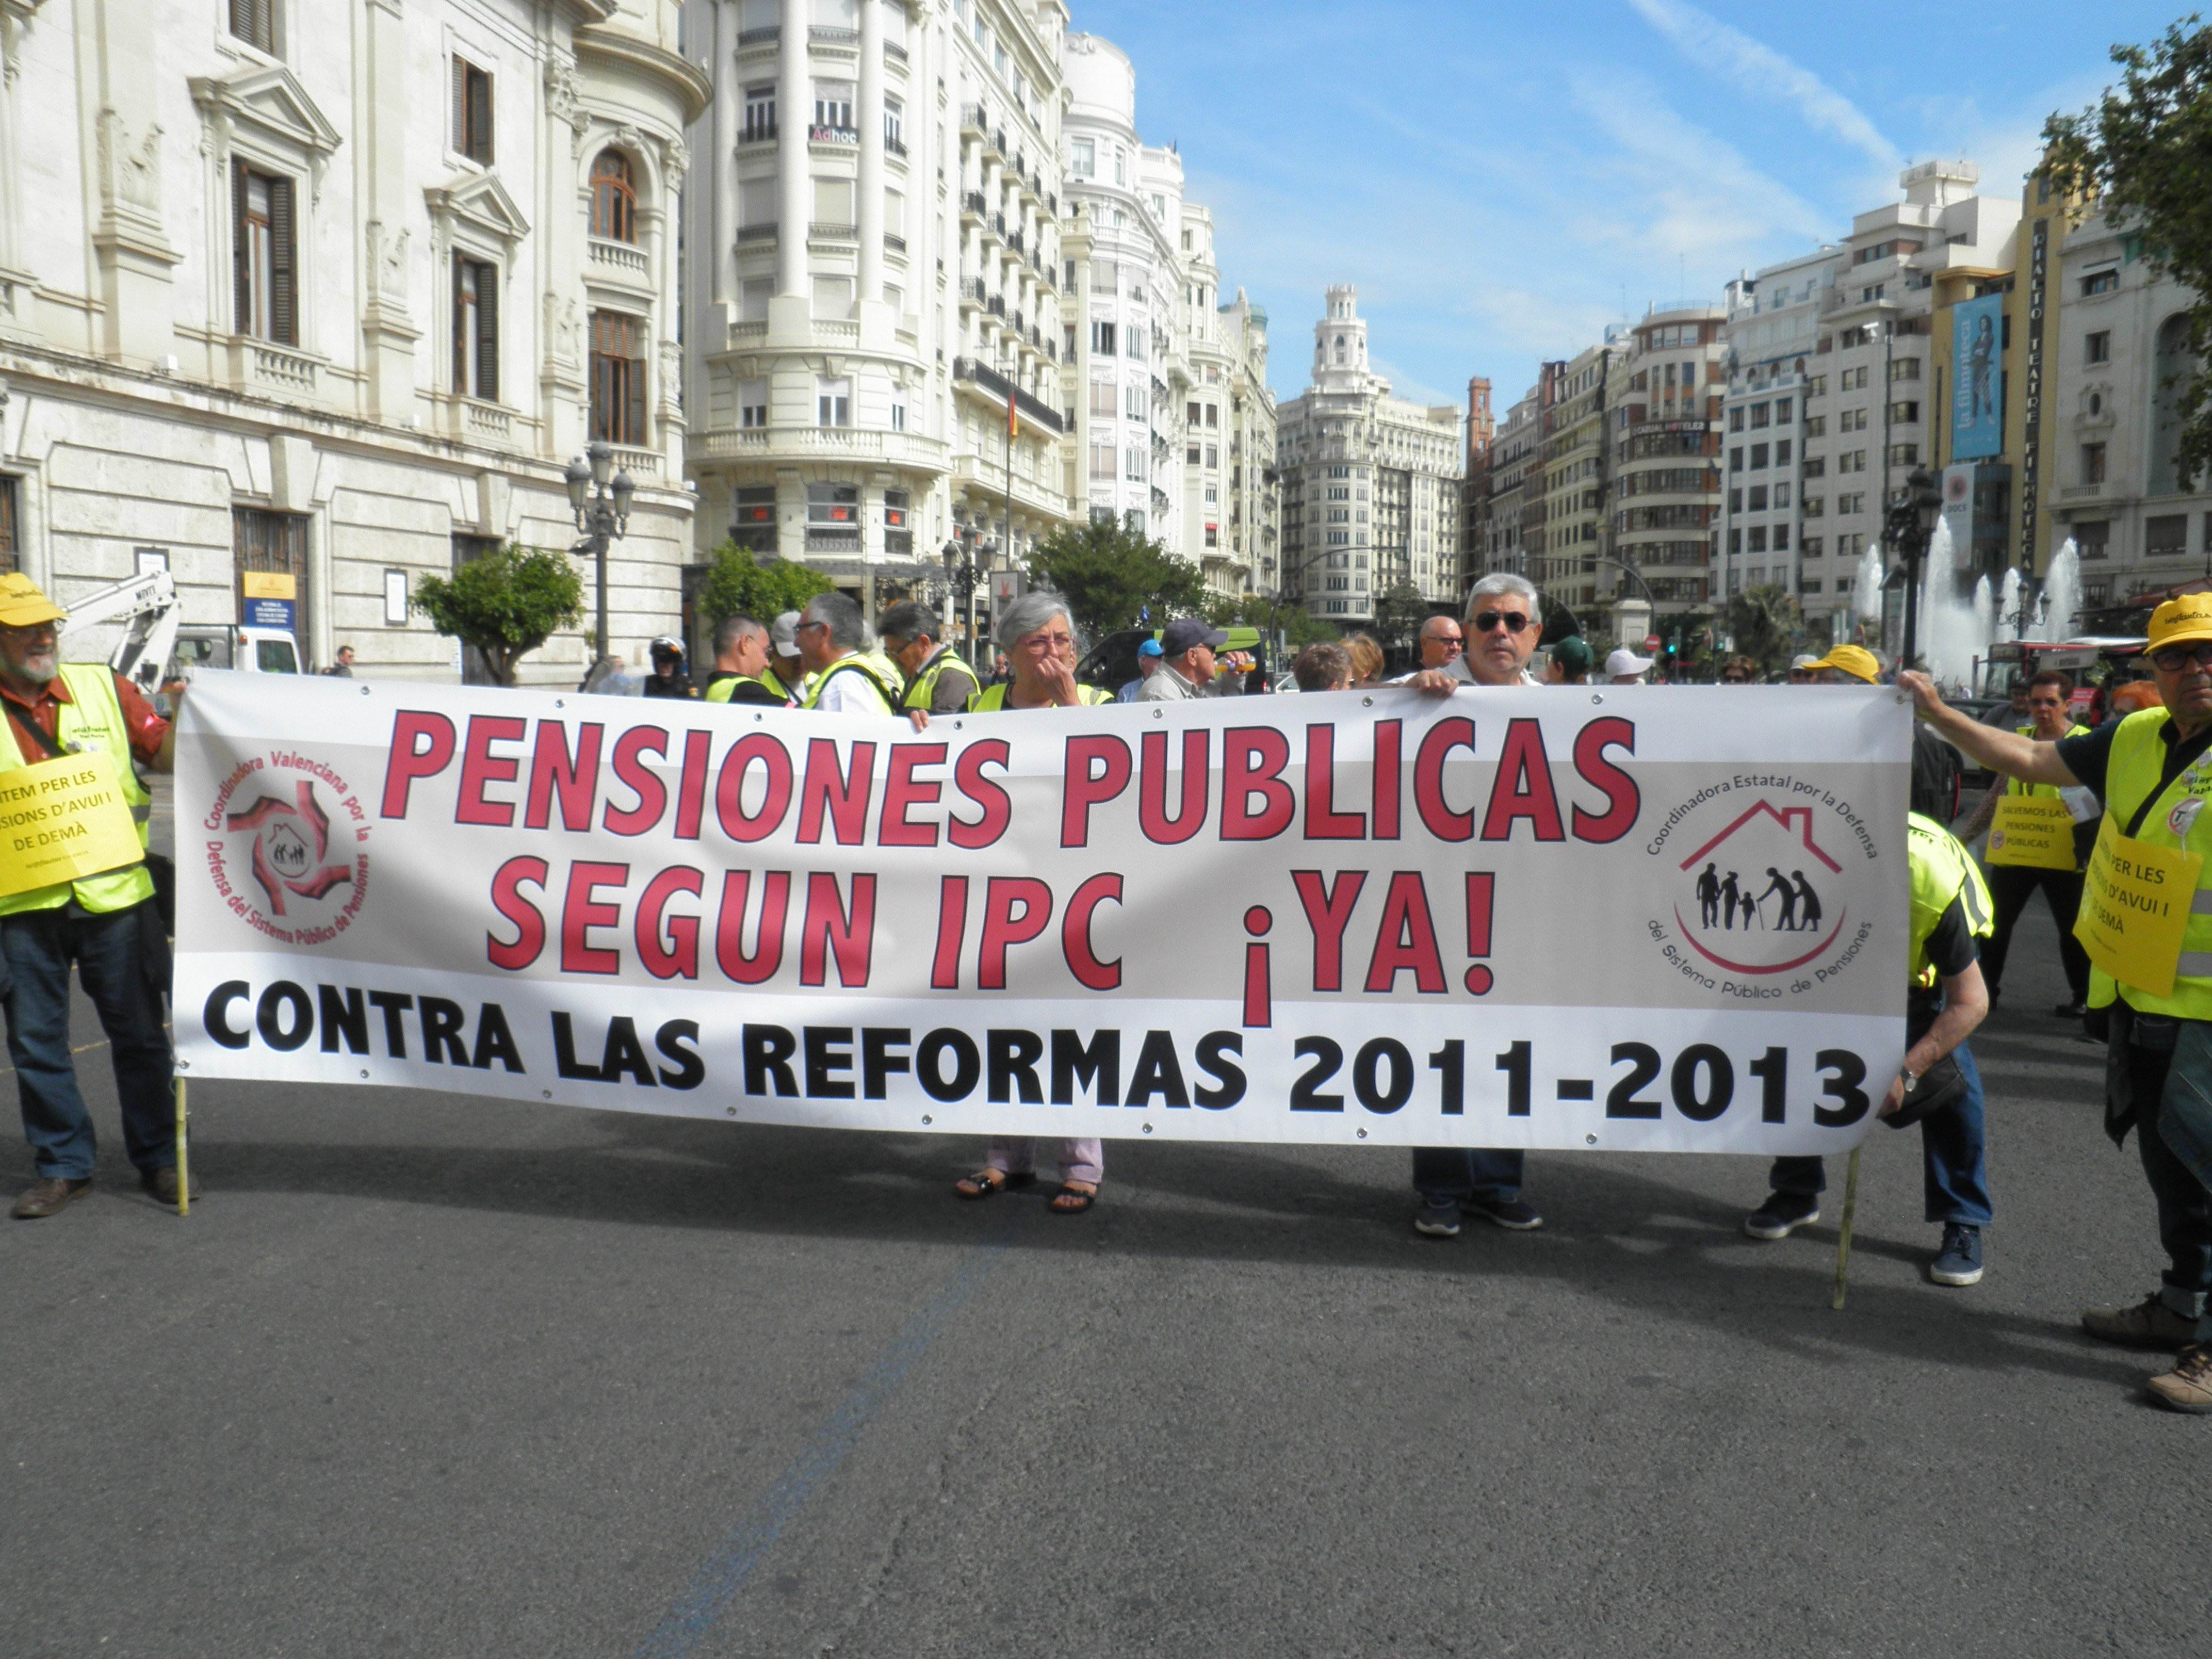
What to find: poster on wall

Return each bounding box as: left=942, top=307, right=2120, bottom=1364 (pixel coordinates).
left=1951, top=292, right=2005, bottom=462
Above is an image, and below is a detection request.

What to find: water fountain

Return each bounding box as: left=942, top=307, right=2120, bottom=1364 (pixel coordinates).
left=1913, top=518, right=1990, bottom=692
left=1852, top=546, right=1884, bottom=639
left=1995, top=567, right=2024, bottom=643
left=2037, top=538, right=2082, bottom=642
left=1971, top=575, right=1994, bottom=679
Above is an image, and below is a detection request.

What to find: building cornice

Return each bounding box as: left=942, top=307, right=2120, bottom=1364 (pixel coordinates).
left=573, top=24, right=713, bottom=126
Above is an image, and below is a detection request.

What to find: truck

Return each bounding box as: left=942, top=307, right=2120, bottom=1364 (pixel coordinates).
left=54, top=568, right=302, bottom=700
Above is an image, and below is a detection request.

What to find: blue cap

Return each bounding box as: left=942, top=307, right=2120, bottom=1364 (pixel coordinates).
left=1137, top=638, right=1164, bottom=658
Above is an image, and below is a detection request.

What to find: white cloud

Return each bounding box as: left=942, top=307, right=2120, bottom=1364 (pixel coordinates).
left=1627, top=0, right=1902, bottom=171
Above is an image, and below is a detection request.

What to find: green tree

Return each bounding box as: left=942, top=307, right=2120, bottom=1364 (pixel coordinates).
left=698, top=542, right=834, bottom=627
left=1723, top=587, right=1801, bottom=678
left=1026, top=516, right=1208, bottom=637
left=2046, top=21, right=2212, bottom=486
left=1370, top=580, right=1433, bottom=653
left=413, top=544, right=583, bottom=687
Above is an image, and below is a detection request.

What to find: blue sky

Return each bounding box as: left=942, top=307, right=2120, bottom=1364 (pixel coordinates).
left=1066, top=0, right=2183, bottom=411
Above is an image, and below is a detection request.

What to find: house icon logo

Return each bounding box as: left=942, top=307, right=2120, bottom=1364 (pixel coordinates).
left=1673, top=801, right=1847, bottom=975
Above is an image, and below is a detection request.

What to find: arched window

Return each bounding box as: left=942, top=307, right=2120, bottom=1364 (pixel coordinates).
left=2152, top=313, right=2194, bottom=496
left=591, top=150, right=637, bottom=243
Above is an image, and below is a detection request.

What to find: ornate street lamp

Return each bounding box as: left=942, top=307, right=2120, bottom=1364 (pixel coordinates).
left=566, top=438, right=633, bottom=666
left=1883, top=464, right=1943, bottom=666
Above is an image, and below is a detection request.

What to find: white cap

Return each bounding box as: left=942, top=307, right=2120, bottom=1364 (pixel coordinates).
left=1605, top=648, right=1653, bottom=678
left=770, top=611, right=802, bottom=657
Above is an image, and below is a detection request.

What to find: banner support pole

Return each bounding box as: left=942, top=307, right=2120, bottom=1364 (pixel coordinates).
left=174, top=1076, right=188, bottom=1218
left=1830, top=1145, right=1861, bottom=1310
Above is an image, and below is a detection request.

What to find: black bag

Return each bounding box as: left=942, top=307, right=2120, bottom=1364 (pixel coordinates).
left=1885, top=997, right=1971, bottom=1129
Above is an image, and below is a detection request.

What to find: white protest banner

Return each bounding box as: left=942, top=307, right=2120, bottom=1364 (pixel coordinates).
left=173, top=673, right=1910, bottom=1154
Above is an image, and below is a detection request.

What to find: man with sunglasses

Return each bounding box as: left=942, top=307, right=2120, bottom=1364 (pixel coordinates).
left=1901, top=592, right=2212, bottom=1413
left=1955, top=670, right=2095, bottom=1016
left=1406, top=572, right=1546, bottom=1235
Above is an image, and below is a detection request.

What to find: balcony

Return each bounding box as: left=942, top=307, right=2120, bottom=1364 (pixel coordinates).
left=958, top=276, right=986, bottom=310
left=739, top=122, right=776, bottom=147
left=961, top=191, right=985, bottom=222
left=1006, top=230, right=1025, bottom=256
left=886, top=134, right=906, bottom=158
left=232, top=337, right=321, bottom=399
left=808, top=124, right=859, bottom=147
left=990, top=212, right=1005, bottom=237
left=961, top=104, right=986, bottom=136
left=885, top=40, right=907, bottom=62
left=986, top=293, right=1005, bottom=318
left=952, top=355, right=1065, bottom=434
left=608, top=444, right=662, bottom=480
left=884, top=233, right=906, bottom=255
left=588, top=237, right=650, bottom=282
left=738, top=25, right=778, bottom=46
left=808, top=221, right=859, bottom=245
left=808, top=24, right=858, bottom=45
left=737, top=222, right=778, bottom=243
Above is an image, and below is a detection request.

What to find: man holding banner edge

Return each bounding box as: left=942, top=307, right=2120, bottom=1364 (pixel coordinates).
left=0, top=573, right=184, bottom=1219
left=1902, top=590, right=2212, bottom=1412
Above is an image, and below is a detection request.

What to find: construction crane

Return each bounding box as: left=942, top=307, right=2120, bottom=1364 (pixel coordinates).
left=56, top=568, right=183, bottom=697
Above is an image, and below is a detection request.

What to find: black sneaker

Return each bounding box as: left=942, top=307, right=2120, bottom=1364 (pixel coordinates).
left=1412, top=1197, right=1461, bottom=1238
left=2053, top=999, right=2088, bottom=1019
left=1930, top=1223, right=1983, bottom=1286
left=1743, top=1190, right=1820, bottom=1241
left=1464, top=1194, right=1542, bottom=1230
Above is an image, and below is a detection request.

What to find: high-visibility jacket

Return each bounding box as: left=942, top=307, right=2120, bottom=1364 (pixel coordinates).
left=1987, top=722, right=2093, bottom=870
left=799, top=651, right=903, bottom=714
left=2088, top=709, right=2212, bottom=1017
left=0, top=663, right=154, bottom=916
left=1908, top=810, right=1993, bottom=987
left=902, top=648, right=978, bottom=712
left=704, top=672, right=786, bottom=705
left=969, top=682, right=1114, bottom=711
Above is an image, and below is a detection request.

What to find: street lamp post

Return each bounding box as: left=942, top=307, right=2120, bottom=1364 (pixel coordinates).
left=1884, top=464, right=1944, bottom=668
left=564, top=440, right=634, bottom=666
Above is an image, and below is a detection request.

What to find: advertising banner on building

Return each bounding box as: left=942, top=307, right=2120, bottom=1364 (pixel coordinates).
left=1951, top=291, right=2005, bottom=461
left=173, top=675, right=1911, bottom=1156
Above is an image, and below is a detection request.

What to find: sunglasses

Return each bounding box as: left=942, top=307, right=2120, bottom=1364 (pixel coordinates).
left=1720, top=673, right=1750, bottom=684
left=2152, top=642, right=2212, bottom=672
left=1472, top=611, right=1531, bottom=635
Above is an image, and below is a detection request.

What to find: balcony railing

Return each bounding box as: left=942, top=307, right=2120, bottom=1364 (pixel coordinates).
left=1006, top=230, right=1025, bottom=255
left=953, top=356, right=1065, bottom=435
left=884, top=233, right=906, bottom=254
left=588, top=237, right=649, bottom=280
left=737, top=223, right=778, bottom=242
left=738, top=25, right=779, bottom=45
left=958, top=276, right=986, bottom=306
left=808, top=25, right=858, bottom=44
left=961, top=103, right=987, bottom=134
left=808, top=221, right=859, bottom=242
left=740, top=121, right=776, bottom=145
left=886, top=134, right=906, bottom=157
left=961, top=190, right=985, bottom=219
left=986, top=294, right=1005, bottom=317
left=885, top=41, right=907, bottom=61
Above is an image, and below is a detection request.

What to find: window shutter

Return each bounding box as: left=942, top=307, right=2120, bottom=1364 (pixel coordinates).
left=230, top=159, right=251, bottom=335
left=451, top=58, right=466, bottom=153
left=268, top=175, right=297, bottom=346
left=451, top=254, right=466, bottom=393
left=476, top=264, right=499, bottom=402
left=626, top=336, right=646, bottom=446
left=470, top=70, right=493, bottom=164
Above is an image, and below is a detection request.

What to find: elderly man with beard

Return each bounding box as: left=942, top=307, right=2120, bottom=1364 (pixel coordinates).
left=0, top=574, right=185, bottom=1218
left=1401, top=571, right=1547, bottom=1236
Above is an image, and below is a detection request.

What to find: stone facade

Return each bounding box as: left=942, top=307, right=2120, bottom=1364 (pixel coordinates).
left=1613, top=305, right=1726, bottom=619
left=1277, top=285, right=1460, bottom=626
left=0, top=0, right=704, bottom=682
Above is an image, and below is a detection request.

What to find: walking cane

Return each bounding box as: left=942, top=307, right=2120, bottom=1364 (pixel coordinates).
left=1830, top=1146, right=1861, bottom=1310
left=173, top=1075, right=188, bottom=1217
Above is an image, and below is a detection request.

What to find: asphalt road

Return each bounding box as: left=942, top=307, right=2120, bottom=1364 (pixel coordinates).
left=2, top=796, right=2201, bottom=1656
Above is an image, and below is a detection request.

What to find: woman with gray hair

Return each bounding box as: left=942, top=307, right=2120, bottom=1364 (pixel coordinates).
left=955, top=590, right=1110, bottom=1213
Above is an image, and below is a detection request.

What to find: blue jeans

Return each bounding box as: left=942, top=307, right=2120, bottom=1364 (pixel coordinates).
left=3, top=901, right=174, bottom=1180
left=1767, top=1042, right=1990, bottom=1227
left=1412, top=1147, right=1525, bottom=1205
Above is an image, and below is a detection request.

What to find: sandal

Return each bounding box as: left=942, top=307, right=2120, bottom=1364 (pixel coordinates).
left=954, top=1168, right=1035, bottom=1200
left=1048, top=1183, right=1097, bottom=1215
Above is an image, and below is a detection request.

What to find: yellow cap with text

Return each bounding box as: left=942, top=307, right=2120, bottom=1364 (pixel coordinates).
left=0, top=574, right=67, bottom=629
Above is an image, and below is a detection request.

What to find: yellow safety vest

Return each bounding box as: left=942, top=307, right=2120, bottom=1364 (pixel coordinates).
left=1987, top=722, right=2094, bottom=870
left=703, top=673, right=786, bottom=705
left=2084, top=709, right=2212, bottom=1017
left=902, top=648, right=978, bottom=712
left=1908, top=810, right=1994, bottom=987
left=799, top=652, right=903, bottom=714
left=969, top=682, right=1115, bottom=711
left=0, top=663, right=154, bottom=917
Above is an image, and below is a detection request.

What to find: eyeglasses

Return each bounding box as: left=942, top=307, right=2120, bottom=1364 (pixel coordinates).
left=2152, top=642, right=2212, bottom=672
left=1720, top=673, right=1750, bottom=685
left=1427, top=635, right=1465, bottom=650
left=1471, top=611, right=1531, bottom=635
left=795, top=620, right=828, bottom=635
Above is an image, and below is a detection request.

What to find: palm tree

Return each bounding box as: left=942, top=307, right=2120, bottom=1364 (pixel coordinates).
left=1725, top=585, right=1802, bottom=677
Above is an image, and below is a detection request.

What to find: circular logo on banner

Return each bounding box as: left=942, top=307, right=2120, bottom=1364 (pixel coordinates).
left=202, top=755, right=370, bottom=945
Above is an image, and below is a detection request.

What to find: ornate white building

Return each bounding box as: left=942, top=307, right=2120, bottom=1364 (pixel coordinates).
left=684, top=0, right=1075, bottom=617
left=1276, top=285, right=1460, bottom=625
left=0, top=0, right=704, bottom=682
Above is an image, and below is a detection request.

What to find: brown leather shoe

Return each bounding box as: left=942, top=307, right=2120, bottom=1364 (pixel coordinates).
left=12, top=1176, right=92, bottom=1219
left=138, top=1166, right=201, bottom=1204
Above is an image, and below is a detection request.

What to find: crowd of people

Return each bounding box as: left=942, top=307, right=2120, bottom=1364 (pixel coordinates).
left=8, top=563, right=2212, bottom=1414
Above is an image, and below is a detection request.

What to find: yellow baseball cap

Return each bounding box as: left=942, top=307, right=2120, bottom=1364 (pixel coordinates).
left=1805, top=644, right=1881, bottom=684
left=2147, top=592, right=2212, bottom=654
left=0, top=574, right=66, bottom=629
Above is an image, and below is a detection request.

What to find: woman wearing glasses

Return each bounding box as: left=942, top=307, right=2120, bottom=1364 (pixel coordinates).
left=953, top=590, right=1111, bottom=1214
